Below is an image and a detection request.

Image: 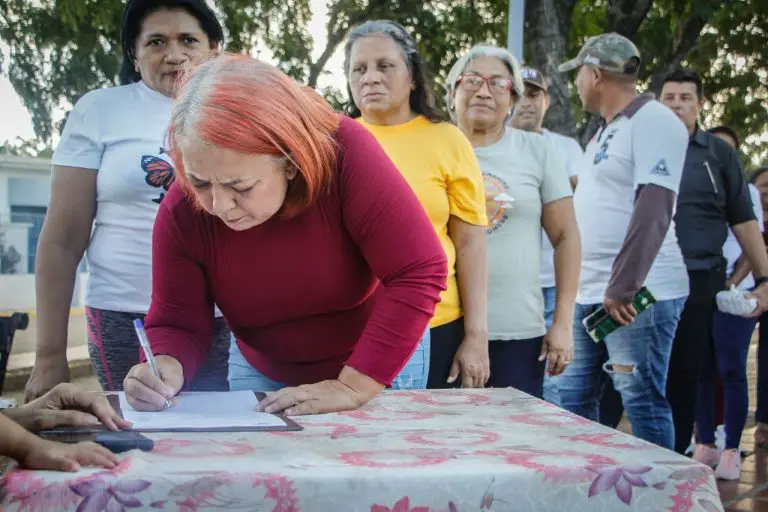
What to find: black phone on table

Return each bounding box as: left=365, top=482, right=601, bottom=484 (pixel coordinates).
left=94, top=431, right=154, bottom=453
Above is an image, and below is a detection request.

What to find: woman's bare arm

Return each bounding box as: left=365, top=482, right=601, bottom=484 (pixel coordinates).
left=24, top=166, right=97, bottom=401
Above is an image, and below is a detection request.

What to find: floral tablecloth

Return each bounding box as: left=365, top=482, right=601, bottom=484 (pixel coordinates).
left=0, top=389, right=723, bottom=511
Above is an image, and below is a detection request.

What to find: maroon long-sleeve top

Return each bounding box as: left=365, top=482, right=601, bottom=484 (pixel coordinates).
left=144, top=117, right=448, bottom=387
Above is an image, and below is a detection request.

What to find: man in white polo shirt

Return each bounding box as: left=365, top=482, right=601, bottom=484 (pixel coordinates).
left=510, top=66, right=583, bottom=407
left=556, top=33, right=689, bottom=449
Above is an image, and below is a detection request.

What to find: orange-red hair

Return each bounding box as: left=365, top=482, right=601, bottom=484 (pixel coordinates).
left=168, top=53, right=340, bottom=217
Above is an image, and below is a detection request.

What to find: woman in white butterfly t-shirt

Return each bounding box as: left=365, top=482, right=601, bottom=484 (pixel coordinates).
left=25, top=0, right=231, bottom=400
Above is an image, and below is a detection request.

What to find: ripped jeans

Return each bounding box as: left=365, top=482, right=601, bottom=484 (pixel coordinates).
left=559, top=297, right=686, bottom=450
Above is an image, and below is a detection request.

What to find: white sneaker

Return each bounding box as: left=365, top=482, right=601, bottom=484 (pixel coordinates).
left=692, top=444, right=721, bottom=468
left=714, top=449, right=741, bottom=480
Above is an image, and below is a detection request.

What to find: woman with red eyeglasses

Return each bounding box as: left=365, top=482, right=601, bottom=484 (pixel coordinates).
left=344, top=21, right=489, bottom=390
left=445, top=45, right=581, bottom=397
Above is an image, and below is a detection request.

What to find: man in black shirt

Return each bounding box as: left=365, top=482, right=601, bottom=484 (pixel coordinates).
left=661, top=68, right=768, bottom=456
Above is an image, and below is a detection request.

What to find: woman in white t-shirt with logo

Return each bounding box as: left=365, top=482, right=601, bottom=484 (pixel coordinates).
left=24, top=0, right=230, bottom=400
left=444, top=45, right=582, bottom=398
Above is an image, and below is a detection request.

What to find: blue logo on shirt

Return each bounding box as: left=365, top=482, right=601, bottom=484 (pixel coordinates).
left=593, top=129, right=617, bottom=165
left=650, top=158, right=670, bottom=177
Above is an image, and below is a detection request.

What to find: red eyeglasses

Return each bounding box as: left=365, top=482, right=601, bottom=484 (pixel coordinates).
left=457, top=74, right=515, bottom=95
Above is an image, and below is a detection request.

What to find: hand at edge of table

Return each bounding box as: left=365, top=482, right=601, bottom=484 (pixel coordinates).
left=123, top=355, right=184, bottom=411
left=259, top=366, right=384, bottom=416
left=20, top=438, right=118, bottom=472
left=447, top=333, right=490, bottom=388
left=5, top=382, right=131, bottom=432
left=23, top=354, right=70, bottom=403
left=540, top=321, right=573, bottom=376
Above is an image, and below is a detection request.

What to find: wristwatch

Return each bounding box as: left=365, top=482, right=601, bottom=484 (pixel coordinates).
left=755, top=276, right=768, bottom=288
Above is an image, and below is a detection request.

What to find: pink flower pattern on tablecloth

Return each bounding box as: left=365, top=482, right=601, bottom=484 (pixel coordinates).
left=587, top=465, right=654, bottom=505
left=339, top=409, right=436, bottom=422
left=2, top=472, right=81, bottom=511
left=665, top=464, right=719, bottom=512
left=409, top=392, right=491, bottom=406
left=152, top=439, right=256, bottom=457
left=508, top=411, right=593, bottom=427
left=1, top=458, right=134, bottom=511
left=340, top=449, right=456, bottom=468
left=403, top=429, right=499, bottom=446
left=0, top=389, right=722, bottom=512
left=477, top=447, right=618, bottom=483
left=258, top=473, right=300, bottom=512
left=169, top=473, right=234, bottom=510
left=70, top=476, right=151, bottom=511
left=561, top=433, right=648, bottom=450
left=371, top=496, right=431, bottom=512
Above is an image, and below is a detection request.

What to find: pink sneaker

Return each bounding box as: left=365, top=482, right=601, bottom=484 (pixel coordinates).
left=692, top=444, right=720, bottom=468
left=715, top=449, right=741, bottom=480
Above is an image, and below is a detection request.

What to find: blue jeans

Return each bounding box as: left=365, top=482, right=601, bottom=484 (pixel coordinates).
left=696, top=310, right=756, bottom=449
left=227, top=333, right=430, bottom=392
left=541, top=287, right=560, bottom=405
left=391, top=330, right=431, bottom=390
left=559, top=297, right=686, bottom=450
left=228, top=337, right=286, bottom=392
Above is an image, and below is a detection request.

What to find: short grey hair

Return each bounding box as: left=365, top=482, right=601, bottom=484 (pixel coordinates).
left=444, top=44, right=525, bottom=121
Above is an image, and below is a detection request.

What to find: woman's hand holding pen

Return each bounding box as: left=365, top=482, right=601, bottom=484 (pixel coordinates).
left=123, top=356, right=184, bottom=411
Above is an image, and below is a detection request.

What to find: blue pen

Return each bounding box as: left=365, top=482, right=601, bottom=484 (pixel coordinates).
left=133, top=319, right=173, bottom=410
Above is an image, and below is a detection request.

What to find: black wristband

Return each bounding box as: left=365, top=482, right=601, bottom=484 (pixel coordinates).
left=755, top=276, right=768, bottom=288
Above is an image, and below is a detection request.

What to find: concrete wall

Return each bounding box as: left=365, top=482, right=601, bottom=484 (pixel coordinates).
left=0, top=273, right=88, bottom=311
left=9, top=314, right=88, bottom=356
left=0, top=157, right=89, bottom=359
left=1, top=273, right=89, bottom=356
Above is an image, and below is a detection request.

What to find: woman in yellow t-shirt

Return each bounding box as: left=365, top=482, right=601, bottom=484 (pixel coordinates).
left=344, top=20, right=489, bottom=389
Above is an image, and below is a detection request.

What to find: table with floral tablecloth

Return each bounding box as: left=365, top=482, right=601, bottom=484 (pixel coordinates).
left=0, top=389, right=723, bottom=511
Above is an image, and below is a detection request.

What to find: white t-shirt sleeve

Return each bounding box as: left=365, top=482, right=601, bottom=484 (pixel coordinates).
left=539, top=137, right=573, bottom=204
left=52, top=93, right=104, bottom=170
left=564, top=137, right=584, bottom=178
left=631, top=105, right=688, bottom=193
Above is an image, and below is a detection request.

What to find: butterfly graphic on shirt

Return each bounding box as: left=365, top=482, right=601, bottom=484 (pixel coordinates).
left=141, top=148, right=176, bottom=204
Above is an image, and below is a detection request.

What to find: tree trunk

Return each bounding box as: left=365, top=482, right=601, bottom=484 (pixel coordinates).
left=647, top=2, right=726, bottom=96
left=525, top=0, right=579, bottom=139
left=606, top=0, right=653, bottom=36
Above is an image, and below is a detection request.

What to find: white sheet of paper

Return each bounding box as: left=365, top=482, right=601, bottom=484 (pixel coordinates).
left=118, top=391, right=287, bottom=430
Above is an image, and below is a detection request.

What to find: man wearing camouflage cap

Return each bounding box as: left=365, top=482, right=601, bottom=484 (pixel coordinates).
left=555, top=33, right=690, bottom=451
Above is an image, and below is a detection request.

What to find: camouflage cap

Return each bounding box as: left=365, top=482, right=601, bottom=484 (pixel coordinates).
left=520, top=66, right=548, bottom=91
left=558, top=33, right=641, bottom=74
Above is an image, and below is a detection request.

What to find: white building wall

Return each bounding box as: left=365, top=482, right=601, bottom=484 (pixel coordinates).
left=0, top=176, right=9, bottom=221
left=0, top=155, right=87, bottom=312
left=9, top=176, right=50, bottom=207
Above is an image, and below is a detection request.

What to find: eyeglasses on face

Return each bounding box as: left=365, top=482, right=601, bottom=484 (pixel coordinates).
left=457, top=73, right=515, bottom=94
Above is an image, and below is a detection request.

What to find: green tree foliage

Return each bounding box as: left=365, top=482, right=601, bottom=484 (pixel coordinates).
left=1, top=0, right=765, bottom=163
left=563, top=0, right=767, bottom=165
left=0, top=137, right=54, bottom=158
